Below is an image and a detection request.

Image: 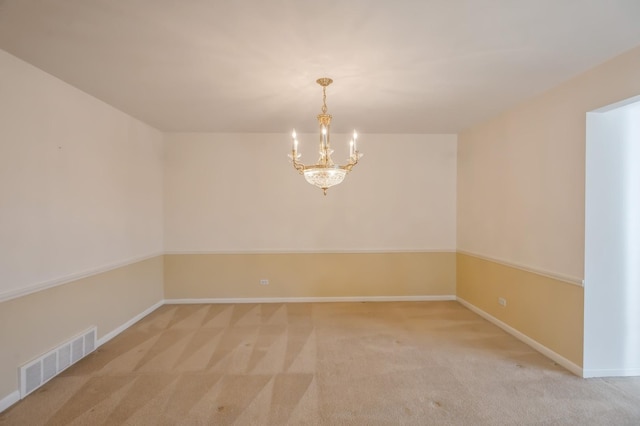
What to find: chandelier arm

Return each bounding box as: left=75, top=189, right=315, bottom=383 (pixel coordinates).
left=340, top=153, right=360, bottom=172
left=342, top=163, right=355, bottom=172
left=291, top=154, right=305, bottom=174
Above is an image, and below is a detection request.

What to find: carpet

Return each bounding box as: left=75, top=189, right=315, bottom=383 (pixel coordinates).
left=1, top=301, right=639, bottom=425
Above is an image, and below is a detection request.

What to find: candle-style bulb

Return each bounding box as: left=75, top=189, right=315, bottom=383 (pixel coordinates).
left=292, top=129, right=298, bottom=153
left=322, top=126, right=327, bottom=135
left=353, top=130, right=358, bottom=140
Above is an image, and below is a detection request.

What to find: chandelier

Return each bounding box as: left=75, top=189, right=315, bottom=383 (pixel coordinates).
left=289, top=78, right=362, bottom=195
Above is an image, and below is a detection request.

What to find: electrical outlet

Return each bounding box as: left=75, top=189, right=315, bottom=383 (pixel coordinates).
left=260, top=279, right=269, bottom=285
left=498, top=297, right=507, bottom=307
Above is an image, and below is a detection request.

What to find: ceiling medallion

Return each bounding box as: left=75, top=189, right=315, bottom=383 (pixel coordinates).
left=289, top=78, right=362, bottom=195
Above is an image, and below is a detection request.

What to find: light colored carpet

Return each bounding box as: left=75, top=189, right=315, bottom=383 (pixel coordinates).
left=1, top=301, right=639, bottom=425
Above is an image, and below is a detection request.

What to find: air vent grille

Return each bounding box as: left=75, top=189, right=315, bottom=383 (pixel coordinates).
left=71, top=337, right=83, bottom=364
left=19, top=327, right=97, bottom=398
left=24, top=363, right=41, bottom=396
left=58, top=344, right=71, bottom=371
left=42, top=352, right=57, bottom=382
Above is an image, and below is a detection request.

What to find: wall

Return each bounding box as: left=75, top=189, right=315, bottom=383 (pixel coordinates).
left=6, top=40, right=638, bottom=405
left=164, top=133, right=457, bottom=298
left=457, top=46, right=640, bottom=368
left=0, top=50, right=164, bottom=401
left=165, top=252, right=455, bottom=300
left=584, top=99, right=640, bottom=376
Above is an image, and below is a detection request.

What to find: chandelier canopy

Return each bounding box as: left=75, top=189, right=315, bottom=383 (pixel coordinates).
left=289, top=78, right=362, bottom=195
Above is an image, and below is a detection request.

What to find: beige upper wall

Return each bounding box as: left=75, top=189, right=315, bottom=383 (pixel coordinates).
left=0, top=50, right=164, bottom=301
left=457, top=46, right=640, bottom=281
left=164, top=133, right=457, bottom=252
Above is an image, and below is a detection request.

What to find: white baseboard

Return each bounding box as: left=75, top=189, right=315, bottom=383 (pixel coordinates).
left=583, top=368, right=640, bottom=378
left=0, top=390, right=20, bottom=413
left=456, top=297, right=583, bottom=377
left=165, top=249, right=456, bottom=254
left=165, top=295, right=456, bottom=304
left=96, top=300, right=164, bottom=347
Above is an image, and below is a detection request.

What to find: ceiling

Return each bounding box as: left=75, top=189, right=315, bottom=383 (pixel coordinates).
left=1, top=0, right=640, bottom=134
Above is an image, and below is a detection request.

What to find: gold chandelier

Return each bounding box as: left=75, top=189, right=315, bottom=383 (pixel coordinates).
left=289, top=78, right=362, bottom=195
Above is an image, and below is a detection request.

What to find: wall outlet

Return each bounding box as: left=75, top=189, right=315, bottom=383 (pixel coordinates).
left=498, top=297, right=507, bottom=307
left=259, top=279, right=269, bottom=285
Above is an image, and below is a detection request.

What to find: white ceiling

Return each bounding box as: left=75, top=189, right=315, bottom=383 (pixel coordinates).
left=1, top=0, right=640, bottom=133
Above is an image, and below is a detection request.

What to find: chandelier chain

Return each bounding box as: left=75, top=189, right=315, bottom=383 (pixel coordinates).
left=321, top=86, right=328, bottom=114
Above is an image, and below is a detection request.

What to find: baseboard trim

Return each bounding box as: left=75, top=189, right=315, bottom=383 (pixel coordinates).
left=583, top=368, right=640, bottom=378
left=0, top=390, right=20, bottom=413
left=164, top=249, right=456, bottom=255
left=165, top=295, right=456, bottom=304
left=96, top=300, right=164, bottom=347
left=456, top=297, right=583, bottom=377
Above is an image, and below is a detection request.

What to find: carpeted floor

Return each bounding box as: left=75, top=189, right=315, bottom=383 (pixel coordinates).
left=1, top=301, right=640, bottom=425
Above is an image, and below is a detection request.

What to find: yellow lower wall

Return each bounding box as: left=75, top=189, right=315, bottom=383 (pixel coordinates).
left=0, top=256, right=164, bottom=399
left=164, top=252, right=456, bottom=299
left=456, top=253, right=584, bottom=367
left=1, top=251, right=585, bottom=402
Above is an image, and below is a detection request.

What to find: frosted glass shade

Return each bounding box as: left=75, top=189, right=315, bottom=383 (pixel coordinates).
left=303, top=167, right=347, bottom=190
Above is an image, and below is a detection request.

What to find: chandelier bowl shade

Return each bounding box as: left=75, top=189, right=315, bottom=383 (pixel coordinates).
left=303, top=166, right=347, bottom=190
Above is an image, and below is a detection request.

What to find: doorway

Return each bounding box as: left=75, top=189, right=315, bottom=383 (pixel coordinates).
left=584, top=96, right=640, bottom=377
